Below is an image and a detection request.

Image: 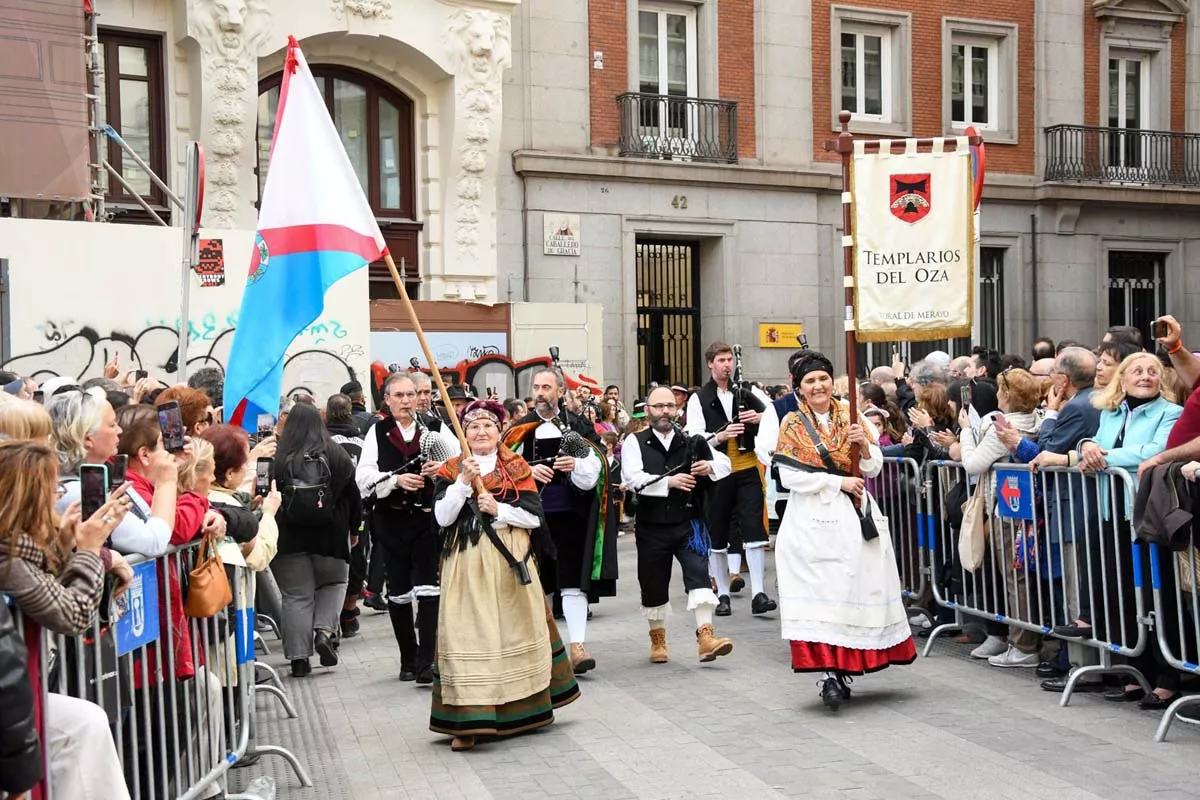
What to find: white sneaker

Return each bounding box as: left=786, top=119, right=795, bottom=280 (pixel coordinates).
left=969, top=635, right=1008, bottom=659
left=988, top=646, right=1039, bottom=668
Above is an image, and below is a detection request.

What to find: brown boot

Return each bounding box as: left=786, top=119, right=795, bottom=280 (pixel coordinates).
left=649, top=628, right=669, bottom=663
left=696, top=624, right=733, bottom=663
left=451, top=735, right=475, bottom=751
left=570, top=642, right=596, bottom=675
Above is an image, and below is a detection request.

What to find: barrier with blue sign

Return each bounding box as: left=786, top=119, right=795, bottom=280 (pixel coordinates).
left=114, top=560, right=159, bottom=656
left=993, top=466, right=1034, bottom=521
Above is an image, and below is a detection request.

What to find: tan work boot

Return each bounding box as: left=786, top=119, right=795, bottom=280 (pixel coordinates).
left=649, top=628, right=669, bottom=663
left=696, top=624, right=734, bottom=663
left=570, top=642, right=596, bottom=675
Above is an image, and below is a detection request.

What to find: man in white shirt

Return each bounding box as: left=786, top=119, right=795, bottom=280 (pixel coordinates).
left=624, top=386, right=734, bottom=664
left=685, top=342, right=779, bottom=618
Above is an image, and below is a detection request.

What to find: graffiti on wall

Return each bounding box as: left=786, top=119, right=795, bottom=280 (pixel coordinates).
left=4, top=315, right=363, bottom=403
left=369, top=354, right=599, bottom=405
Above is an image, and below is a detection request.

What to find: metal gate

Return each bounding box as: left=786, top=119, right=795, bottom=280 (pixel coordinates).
left=1109, top=251, right=1165, bottom=346
left=636, top=240, right=700, bottom=395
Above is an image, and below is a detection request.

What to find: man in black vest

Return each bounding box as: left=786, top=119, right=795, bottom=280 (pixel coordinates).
left=623, top=386, right=734, bottom=663
left=685, top=341, right=779, bottom=617
left=501, top=368, right=615, bottom=675
left=356, top=373, right=459, bottom=684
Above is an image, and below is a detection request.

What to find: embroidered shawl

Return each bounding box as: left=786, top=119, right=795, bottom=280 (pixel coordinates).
left=775, top=399, right=878, bottom=474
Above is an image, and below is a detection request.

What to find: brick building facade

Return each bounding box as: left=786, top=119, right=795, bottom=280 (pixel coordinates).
left=501, top=0, right=1200, bottom=394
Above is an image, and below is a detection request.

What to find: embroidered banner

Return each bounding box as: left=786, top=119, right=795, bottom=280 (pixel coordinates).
left=851, top=139, right=975, bottom=342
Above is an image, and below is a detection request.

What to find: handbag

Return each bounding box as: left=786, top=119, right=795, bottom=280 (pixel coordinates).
left=794, top=411, right=879, bottom=541
left=958, top=478, right=991, bottom=571
left=184, top=532, right=233, bottom=618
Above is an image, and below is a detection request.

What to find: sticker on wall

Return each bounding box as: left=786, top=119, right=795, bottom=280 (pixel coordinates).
left=543, top=213, right=581, bottom=256
left=195, top=238, right=226, bottom=287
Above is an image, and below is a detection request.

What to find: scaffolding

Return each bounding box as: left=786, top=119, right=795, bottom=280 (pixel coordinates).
left=84, top=1, right=182, bottom=225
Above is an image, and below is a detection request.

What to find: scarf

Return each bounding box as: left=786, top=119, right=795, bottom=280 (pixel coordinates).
left=434, top=448, right=550, bottom=558
left=775, top=399, right=877, bottom=474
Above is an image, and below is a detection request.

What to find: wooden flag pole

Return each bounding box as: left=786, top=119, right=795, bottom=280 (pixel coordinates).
left=382, top=252, right=476, bottom=476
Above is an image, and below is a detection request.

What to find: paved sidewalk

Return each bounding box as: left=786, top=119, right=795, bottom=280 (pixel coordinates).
left=231, top=536, right=1200, bottom=800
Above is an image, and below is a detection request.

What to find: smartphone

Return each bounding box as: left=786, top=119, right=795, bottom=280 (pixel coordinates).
left=157, top=400, right=186, bottom=453
left=254, top=457, right=273, bottom=498
left=256, top=413, right=275, bottom=435
left=108, top=454, right=128, bottom=491
left=959, top=385, right=972, bottom=411
left=1152, top=319, right=1169, bottom=340
left=135, top=369, right=148, bottom=381
left=32, top=390, right=44, bottom=404
left=79, top=464, right=109, bottom=520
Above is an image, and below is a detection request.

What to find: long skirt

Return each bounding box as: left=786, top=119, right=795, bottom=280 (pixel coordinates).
left=777, top=489, right=916, bottom=675
left=430, top=525, right=580, bottom=738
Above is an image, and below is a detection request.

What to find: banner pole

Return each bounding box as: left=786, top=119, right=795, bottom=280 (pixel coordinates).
left=833, top=110, right=860, bottom=475
left=381, top=254, right=477, bottom=475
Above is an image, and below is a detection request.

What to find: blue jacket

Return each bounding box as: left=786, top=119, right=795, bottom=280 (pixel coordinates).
left=772, top=392, right=800, bottom=493
left=1084, top=395, right=1181, bottom=520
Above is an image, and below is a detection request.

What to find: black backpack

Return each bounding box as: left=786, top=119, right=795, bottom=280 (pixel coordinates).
left=280, top=452, right=335, bottom=525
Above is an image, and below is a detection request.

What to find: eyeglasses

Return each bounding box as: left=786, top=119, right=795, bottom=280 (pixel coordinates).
left=647, top=403, right=677, bottom=411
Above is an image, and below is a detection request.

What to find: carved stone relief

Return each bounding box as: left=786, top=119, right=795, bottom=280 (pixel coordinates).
left=332, top=0, right=392, bottom=19
left=444, top=9, right=511, bottom=273
left=189, top=0, right=272, bottom=228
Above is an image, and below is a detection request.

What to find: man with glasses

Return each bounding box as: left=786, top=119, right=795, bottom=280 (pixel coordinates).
left=502, top=369, right=612, bottom=676
left=623, top=386, right=735, bottom=663
left=356, top=373, right=459, bottom=685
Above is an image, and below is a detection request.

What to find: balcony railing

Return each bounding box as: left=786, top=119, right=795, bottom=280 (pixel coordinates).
left=617, top=93, right=738, bottom=164
left=1044, top=124, right=1200, bottom=187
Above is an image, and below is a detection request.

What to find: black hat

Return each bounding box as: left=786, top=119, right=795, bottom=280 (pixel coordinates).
left=340, top=380, right=363, bottom=396
left=442, top=384, right=473, bottom=402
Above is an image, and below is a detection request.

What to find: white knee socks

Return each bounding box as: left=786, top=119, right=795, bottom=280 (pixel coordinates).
left=689, top=588, right=716, bottom=628
left=746, top=546, right=766, bottom=597
left=648, top=618, right=666, bottom=631
left=709, top=552, right=731, bottom=596
left=728, top=552, right=742, bottom=574
left=561, top=588, right=588, bottom=645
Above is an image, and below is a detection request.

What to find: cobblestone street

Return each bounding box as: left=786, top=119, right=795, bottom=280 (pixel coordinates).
left=231, top=537, right=1200, bottom=800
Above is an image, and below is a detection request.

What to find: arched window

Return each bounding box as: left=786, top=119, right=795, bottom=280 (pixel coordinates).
left=257, top=67, right=420, bottom=298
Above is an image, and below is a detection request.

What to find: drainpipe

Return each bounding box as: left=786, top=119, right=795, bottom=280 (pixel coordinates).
left=1030, top=213, right=1039, bottom=343
left=520, top=168, right=530, bottom=301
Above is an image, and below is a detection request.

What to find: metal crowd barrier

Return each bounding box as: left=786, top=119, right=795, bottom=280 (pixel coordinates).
left=7, top=541, right=312, bottom=799
left=1149, top=533, right=1200, bottom=742
left=920, top=461, right=1159, bottom=707
left=875, top=457, right=929, bottom=623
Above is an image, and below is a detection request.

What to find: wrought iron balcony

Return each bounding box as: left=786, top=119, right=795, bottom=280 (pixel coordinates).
left=1044, top=124, right=1200, bottom=187
left=617, top=93, right=738, bottom=164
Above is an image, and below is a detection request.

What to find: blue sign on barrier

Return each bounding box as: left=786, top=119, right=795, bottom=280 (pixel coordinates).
left=115, top=561, right=159, bottom=656
left=994, top=467, right=1034, bottom=521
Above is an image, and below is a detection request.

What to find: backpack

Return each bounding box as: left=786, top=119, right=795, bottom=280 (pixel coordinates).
left=280, top=452, right=335, bottom=525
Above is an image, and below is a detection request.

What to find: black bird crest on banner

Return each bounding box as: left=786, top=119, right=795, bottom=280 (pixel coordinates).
left=889, top=173, right=931, bottom=223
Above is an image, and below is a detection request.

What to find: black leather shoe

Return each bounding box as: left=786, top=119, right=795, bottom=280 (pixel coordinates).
left=715, top=595, right=732, bottom=617
left=363, top=592, right=387, bottom=612
left=314, top=631, right=339, bottom=667
left=340, top=615, right=360, bottom=638
left=1041, top=675, right=1105, bottom=693
left=290, top=658, right=311, bottom=678
left=1139, top=692, right=1174, bottom=711
left=1036, top=660, right=1067, bottom=679
left=398, top=667, right=417, bottom=682
left=820, top=677, right=844, bottom=711
left=1052, top=623, right=1093, bottom=638
left=1104, top=686, right=1145, bottom=702
left=415, top=666, right=434, bottom=685
left=751, top=593, right=777, bottom=615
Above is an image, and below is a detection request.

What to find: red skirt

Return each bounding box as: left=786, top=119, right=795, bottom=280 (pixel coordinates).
left=790, top=637, right=917, bottom=675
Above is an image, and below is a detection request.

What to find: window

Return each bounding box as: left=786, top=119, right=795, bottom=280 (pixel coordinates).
left=637, top=4, right=697, bottom=99
left=830, top=7, right=910, bottom=135
left=1109, top=251, right=1166, bottom=346
left=942, top=20, right=1018, bottom=142
left=1106, top=54, right=1150, bottom=172
left=841, top=26, right=889, bottom=120
left=257, top=68, right=420, bottom=297
left=97, top=30, right=167, bottom=209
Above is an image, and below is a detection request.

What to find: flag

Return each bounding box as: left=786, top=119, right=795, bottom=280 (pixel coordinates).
left=223, top=36, right=386, bottom=431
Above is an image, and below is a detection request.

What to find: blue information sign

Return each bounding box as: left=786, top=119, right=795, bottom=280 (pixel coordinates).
left=993, top=467, right=1034, bottom=521
left=114, top=561, right=160, bottom=656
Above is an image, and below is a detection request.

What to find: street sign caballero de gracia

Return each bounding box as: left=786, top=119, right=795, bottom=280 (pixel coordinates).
left=850, top=137, right=975, bottom=342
